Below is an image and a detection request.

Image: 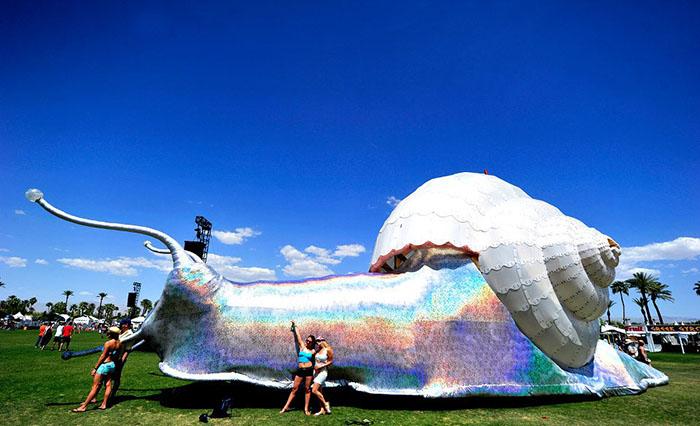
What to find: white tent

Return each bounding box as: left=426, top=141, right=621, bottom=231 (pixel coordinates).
left=73, top=316, right=90, bottom=325
left=12, top=312, right=33, bottom=322
left=601, top=325, right=626, bottom=334
left=131, top=316, right=146, bottom=330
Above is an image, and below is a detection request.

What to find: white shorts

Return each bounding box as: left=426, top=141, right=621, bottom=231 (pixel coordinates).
left=313, top=369, right=328, bottom=385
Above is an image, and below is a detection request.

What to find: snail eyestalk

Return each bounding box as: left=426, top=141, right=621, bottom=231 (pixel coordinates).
left=25, top=188, right=190, bottom=269
left=25, top=188, right=44, bottom=202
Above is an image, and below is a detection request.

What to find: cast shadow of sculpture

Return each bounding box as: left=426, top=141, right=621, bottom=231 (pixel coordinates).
left=156, top=381, right=600, bottom=411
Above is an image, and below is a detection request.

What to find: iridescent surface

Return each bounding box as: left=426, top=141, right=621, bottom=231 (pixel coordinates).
left=139, top=261, right=667, bottom=397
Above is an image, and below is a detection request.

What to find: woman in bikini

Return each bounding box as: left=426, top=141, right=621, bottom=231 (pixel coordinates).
left=311, top=336, right=333, bottom=416
left=280, top=321, right=316, bottom=415
left=72, top=326, right=123, bottom=412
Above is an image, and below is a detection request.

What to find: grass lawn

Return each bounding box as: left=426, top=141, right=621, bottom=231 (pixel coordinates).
left=0, top=330, right=697, bottom=425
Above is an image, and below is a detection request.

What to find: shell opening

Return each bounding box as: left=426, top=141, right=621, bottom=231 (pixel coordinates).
left=370, top=243, right=479, bottom=274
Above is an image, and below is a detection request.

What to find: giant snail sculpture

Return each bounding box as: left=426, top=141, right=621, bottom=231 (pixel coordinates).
left=26, top=172, right=667, bottom=398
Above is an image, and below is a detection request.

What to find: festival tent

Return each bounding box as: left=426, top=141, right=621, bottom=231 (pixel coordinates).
left=73, top=316, right=90, bottom=325
left=131, top=316, right=146, bottom=330
left=601, top=325, right=626, bottom=334
left=12, top=312, right=32, bottom=321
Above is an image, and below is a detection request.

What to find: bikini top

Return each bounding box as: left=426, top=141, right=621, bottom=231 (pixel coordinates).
left=298, top=350, right=313, bottom=364
left=315, top=350, right=328, bottom=365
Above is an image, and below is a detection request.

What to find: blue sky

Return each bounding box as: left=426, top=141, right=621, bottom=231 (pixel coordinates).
left=1, top=2, right=698, bottom=320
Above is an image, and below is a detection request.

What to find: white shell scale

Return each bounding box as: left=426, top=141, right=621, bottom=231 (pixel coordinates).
left=370, top=172, right=620, bottom=368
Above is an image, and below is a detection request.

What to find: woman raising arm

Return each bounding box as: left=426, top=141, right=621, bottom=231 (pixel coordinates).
left=280, top=321, right=316, bottom=415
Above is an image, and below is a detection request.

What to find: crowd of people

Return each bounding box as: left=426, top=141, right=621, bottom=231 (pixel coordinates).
left=34, top=320, right=74, bottom=351
left=609, top=336, right=652, bottom=365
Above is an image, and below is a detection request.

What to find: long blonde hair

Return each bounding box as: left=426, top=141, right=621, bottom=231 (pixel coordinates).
left=318, top=340, right=333, bottom=358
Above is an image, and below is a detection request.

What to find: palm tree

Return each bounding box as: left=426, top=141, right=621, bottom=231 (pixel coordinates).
left=62, top=290, right=74, bottom=312
left=140, top=298, right=153, bottom=316
left=28, top=297, right=37, bottom=312
left=0, top=279, right=5, bottom=287
left=606, top=300, right=615, bottom=324
left=626, top=272, right=656, bottom=324
left=633, top=297, right=648, bottom=324
left=97, top=292, right=108, bottom=318
left=647, top=282, right=674, bottom=324
left=45, top=302, right=53, bottom=313
left=611, top=281, right=630, bottom=323
left=78, top=301, right=89, bottom=316
left=694, top=281, right=700, bottom=296
left=103, top=303, right=118, bottom=321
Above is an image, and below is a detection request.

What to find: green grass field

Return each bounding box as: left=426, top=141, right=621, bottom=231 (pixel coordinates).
left=0, top=330, right=697, bottom=425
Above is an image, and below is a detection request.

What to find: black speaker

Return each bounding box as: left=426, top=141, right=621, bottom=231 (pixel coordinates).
left=184, top=240, right=206, bottom=259
left=127, top=292, right=137, bottom=308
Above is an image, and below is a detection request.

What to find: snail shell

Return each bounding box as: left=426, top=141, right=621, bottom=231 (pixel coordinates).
left=371, top=172, right=620, bottom=368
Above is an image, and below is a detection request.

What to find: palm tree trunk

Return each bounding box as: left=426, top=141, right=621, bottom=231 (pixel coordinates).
left=619, top=293, right=626, bottom=323
left=640, top=306, right=647, bottom=324
left=640, top=291, right=654, bottom=324
left=606, top=308, right=611, bottom=324
left=652, top=299, right=664, bottom=324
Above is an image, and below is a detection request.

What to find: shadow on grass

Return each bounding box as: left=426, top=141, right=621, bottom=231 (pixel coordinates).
left=156, top=381, right=600, bottom=411
left=45, top=381, right=600, bottom=411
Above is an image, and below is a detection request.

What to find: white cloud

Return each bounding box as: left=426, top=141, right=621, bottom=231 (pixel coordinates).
left=14, top=209, right=26, bottom=215
left=0, top=248, right=9, bottom=252
left=57, top=256, right=171, bottom=276
left=35, top=259, right=48, bottom=265
left=55, top=252, right=276, bottom=283
left=386, top=196, right=401, bottom=208
left=207, top=253, right=242, bottom=266
left=617, top=237, right=700, bottom=280
left=623, top=237, right=700, bottom=263
left=0, top=256, right=27, bottom=268
left=682, top=267, right=699, bottom=274
left=333, top=244, right=366, bottom=258
left=281, top=245, right=334, bottom=278
left=218, top=265, right=277, bottom=282
left=281, top=243, right=367, bottom=278
left=79, top=291, right=93, bottom=296
left=212, top=227, right=261, bottom=245
left=304, top=246, right=341, bottom=265
left=196, top=253, right=275, bottom=282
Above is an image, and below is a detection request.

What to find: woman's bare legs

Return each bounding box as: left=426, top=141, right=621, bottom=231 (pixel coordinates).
left=280, top=375, right=303, bottom=413
left=303, top=377, right=313, bottom=415
left=100, top=377, right=114, bottom=409
left=73, top=374, right=103, bottom=412
left=312, top=383, right=329, bottom=414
